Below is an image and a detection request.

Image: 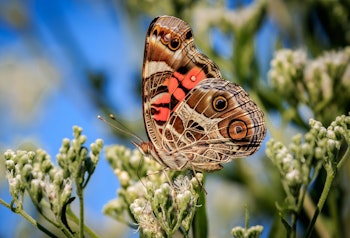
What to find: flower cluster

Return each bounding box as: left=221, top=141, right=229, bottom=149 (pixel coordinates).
left=4, top=149, right=71, bottom=215
left=269, top=49, right=307, bottom=105
left=103, top=145, right=202, bottom=237
left=231, top=225, right=264, bottom=238
left=266, top=113, right=350, bottom=212
left=56, top=127, right=103, bottom=189
left=3, top=126, right=103, bottom=237
left=269, top=47, right=350, bottom=125
left=193, top=0, right=266, bottom=32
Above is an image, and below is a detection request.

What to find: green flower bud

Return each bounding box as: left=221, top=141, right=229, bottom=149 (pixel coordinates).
left=90, top=139, right=103, bottom=157
left=4, top=149, right=15, bottom=160
left=176, top=190, right=192, bottom=209
left=126, top=182, right=146, bottom=203
left=73, top=126, right=83, bottom=139
left=327, top=139, right=337, bottom=151
left=5, top=159, right=15, bottom=171
left=131, top=198, right=152, bottom=225
left=18, top=153, right=30, bottom=168
left=315, top=147, right=325, bottom=160
left=79, top=135, right=87, bottom=145
left=46, top=181, right=55, bottom=197
left=232, top=227, right=245, bottom=238
left=53, top=170, right=64, bottom=187
left=326, top=129, right=336, bottom=140
left=154, top=183, right=170, bottom=206
left=318, top=127, right=327, bottom=138
left=301, top=143, right=312, bottom=156
left=8, top=176, right=20, bottom=198
left=285, top=169, right=301, bottom=186
left=104, top=197, right=128, bottom=219
left=61, top=179, right=72, bottom=204
left=334, top=125, right=344, bottom=136
left=41, top=159, right=54, bottom=173
left=129, top=150, right=142, bottom=169
left=118, top=171, right=130, bottom=188
left=246, top=225, right=264, bottom=238
left=30, top=179, right=43, bottom=204
left=59, top=138, right=70, bottom=154
left=281, top=154, right=293, bottom=170
left=21, top=164, right=33, bottom=182
left=304, top=132, right=314, bottom=143
left=309, top=119, right=321, bottom=130
left=292, top=134, right=302, bottom=145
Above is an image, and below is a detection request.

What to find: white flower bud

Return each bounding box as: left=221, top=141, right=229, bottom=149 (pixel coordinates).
left=118, top=171, right=130, bottom=187
left=285, top=169, right=301, bottom=186
left=326, top=129, right=336, bottom=140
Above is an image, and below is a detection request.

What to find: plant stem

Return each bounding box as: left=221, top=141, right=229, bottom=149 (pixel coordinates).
left=66, top=207, right=99, bottom=238
left=290, top=213, right=297, bottom=238
left=77, top=183, right=85, bottom=238
left=303, top=193, right=330, bottom=238
left=336, top=145, right=350, bottom=169
left=0, top=199, right=58, bottom=238
left=304, top=167, right=335, bottom=238
left=328, top=190, right=341, bottom=238
left=192, top=182, right=207, bottom=238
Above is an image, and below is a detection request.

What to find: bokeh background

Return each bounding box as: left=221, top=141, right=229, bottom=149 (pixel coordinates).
left=1, top=0, right=349, bottom=237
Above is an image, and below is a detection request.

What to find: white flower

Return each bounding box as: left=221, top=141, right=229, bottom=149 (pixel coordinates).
left=285, top=169, right=301, bottom=185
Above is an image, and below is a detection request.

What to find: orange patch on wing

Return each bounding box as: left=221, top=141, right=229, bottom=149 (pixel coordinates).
left=163, top=67, right=207, bottom=108
left=154, top=93, right=171, bottom=104
left=181, top=67, right=206, bottom=90
left=173, top=71, right=185, bottom=81
left=168, top=77, right=179, bottom=94
left=173, top=88, right=186, bottom=101
left=153, top=107, right=170, bottom=121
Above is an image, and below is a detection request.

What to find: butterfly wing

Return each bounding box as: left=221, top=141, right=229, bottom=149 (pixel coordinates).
left=141, top=16, right=266, bottom=171
left=142, top=16, right=222, bottom=153
left=161, top=78, right=266, bottom=171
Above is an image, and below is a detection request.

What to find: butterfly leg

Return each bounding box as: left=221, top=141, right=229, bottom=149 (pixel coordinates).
left=189, top=166, right=207, bottom=195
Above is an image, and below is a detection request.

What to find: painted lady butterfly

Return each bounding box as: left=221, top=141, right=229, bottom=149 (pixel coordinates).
left=136, top=16, right=266, bottom=172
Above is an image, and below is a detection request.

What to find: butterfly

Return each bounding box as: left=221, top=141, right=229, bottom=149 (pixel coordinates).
left=136, top=15, right=266, bottom=172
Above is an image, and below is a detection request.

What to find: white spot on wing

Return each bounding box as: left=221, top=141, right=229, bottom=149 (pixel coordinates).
left=144, top=61, right=173, bottom=78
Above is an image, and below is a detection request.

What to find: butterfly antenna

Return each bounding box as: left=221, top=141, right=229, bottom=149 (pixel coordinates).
left=98, top=114, right=144, bottom=143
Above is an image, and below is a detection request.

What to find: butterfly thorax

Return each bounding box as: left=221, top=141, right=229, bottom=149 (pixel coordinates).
left=135, top=141, right=187, bottom=170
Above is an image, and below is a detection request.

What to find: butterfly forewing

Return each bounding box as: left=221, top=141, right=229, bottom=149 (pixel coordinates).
left=142, top=15, right=223, bottom=151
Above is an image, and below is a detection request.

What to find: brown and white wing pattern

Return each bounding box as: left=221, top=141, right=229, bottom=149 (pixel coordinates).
left=139, top=16, right=266, bottom=172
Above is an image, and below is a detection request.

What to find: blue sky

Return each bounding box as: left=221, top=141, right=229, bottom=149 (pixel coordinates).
left=0, top=1, right=144, bottom=237
left=0, top=1, right=276, bottom=237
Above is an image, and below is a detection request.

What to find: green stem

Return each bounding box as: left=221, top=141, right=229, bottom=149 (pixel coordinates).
left=77, top=183, right=84, bottom=238
left=0, top=199, right=58, bottom=238
left=328, top=190, right=341, bottom=238
left=304, top=166, right=335, bottom=238
left=336, top=145, right=350, bottom=169
left=244, top=205, right=249, bottom=229
left=303, top=193, right=330, bottom=238
left=66, top=207, right=99, bottom=238
left=31, top=201, right=74, bottom=238
left=192, top=178, right=207, bottom=238
left=290, top=213, right=297, bottom=238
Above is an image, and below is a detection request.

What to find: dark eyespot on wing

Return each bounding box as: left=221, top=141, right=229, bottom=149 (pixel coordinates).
left=185, top=30, right=193, bottom=40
